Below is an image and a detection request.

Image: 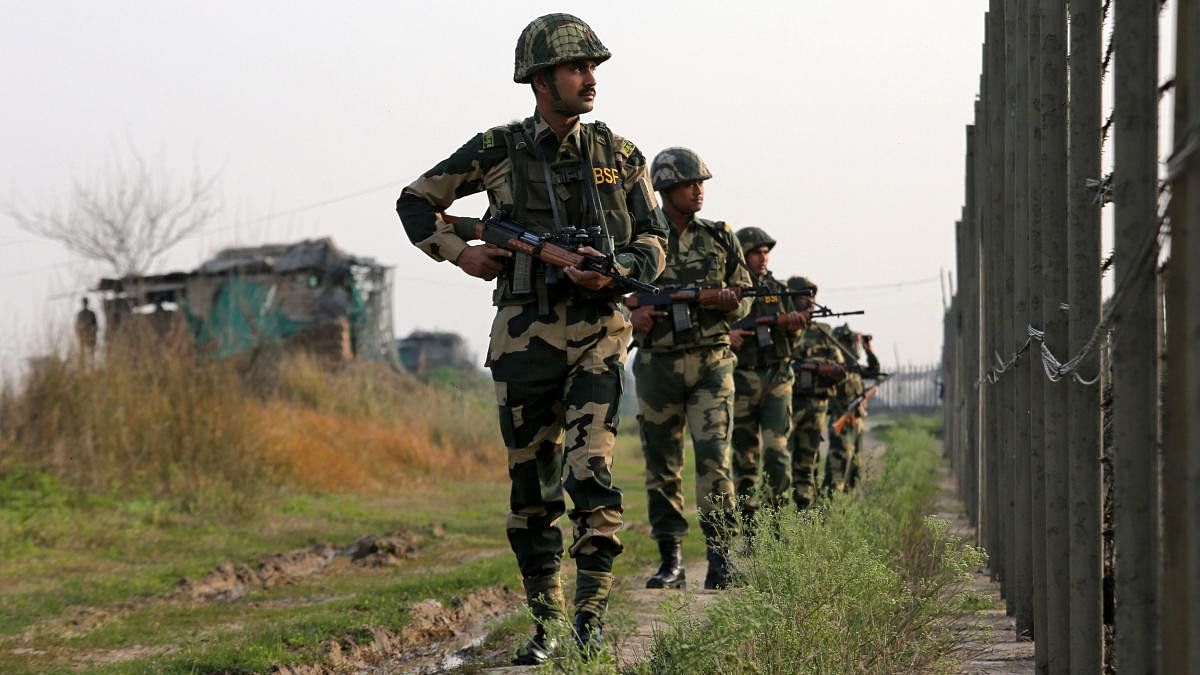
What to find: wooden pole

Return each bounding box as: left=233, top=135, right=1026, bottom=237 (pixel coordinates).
left=1038, top=0, right=1070, bottom=671
left=1111, top=0, right=1160, bottom=669
left=1165, top=0, right=1198, bottom=671
left=986, top=0, right=1007, bottom=586
left=1065, top=0, right=1103, bottom=670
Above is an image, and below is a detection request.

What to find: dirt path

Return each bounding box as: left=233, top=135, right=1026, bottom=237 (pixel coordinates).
left=931, top=468, right=1035, bottom=674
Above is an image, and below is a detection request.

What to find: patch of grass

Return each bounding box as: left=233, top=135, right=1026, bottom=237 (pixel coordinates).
left=642, top=416, right=985, bottom=674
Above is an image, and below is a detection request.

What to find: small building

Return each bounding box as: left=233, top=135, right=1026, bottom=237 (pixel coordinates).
left=396, top=331, right=476, bottom=374
left=95, top=238, right=395, bottom=361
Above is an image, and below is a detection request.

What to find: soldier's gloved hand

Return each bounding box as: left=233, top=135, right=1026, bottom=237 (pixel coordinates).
left=455, top=244, right=512, bottom=281
left=780, top=311, right=808, bottom=332
left=630, top=306, right=666, bottom=334
left=817, top=363, right=846, bottom=382
left=701, top=288, right=740, bottom=313
left=565, top=246, right=614, bottom=290
left=729, top=328, right=753, bottom=350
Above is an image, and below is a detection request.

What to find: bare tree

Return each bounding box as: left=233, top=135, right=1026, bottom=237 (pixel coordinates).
left=6, top=144, right=221, bottom=277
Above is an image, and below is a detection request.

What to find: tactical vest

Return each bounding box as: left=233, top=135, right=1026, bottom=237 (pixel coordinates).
left=489, top=119, right=633, bottom=307
left=734, top=275, right=794, bottom=370
left=635, top=219, right=739, bottom=351
left=793, top=322, right=845, bottom=398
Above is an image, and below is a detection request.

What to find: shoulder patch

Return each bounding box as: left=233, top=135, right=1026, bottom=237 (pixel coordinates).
left=620, top=139, right=636, bottom=156
left=482, top=130, right=495, bottom=149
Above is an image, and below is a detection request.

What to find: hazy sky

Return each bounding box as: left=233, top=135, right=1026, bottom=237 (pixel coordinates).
left=1, top=1, right=995, bottom=371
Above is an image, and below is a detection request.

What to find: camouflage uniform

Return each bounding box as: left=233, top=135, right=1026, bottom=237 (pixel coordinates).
left=729, top=229, right=797, bottom=519
left=396, top=14, right=667, bottom=633
left=787, top=282, right=847, bottom=508
left=634, top=150, right=752, bottom=549
left=823, top=325, right=876, bottom=494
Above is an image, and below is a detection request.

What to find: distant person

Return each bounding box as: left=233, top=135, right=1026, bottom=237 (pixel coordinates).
left=75, top=297, right=98, bottom=362
left=630, top=147, right=750, bottom=591
left=395, top=13, right=667, bottom=664
left=728, top=227, right=806, bottom=526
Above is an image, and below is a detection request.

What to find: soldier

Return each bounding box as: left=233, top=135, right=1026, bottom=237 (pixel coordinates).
left=823, top=325, right=880, bottom=494
left=846, top=332, right=881, bottom=489
left=75, top=297, right=98, bottom=364
left=395, top=14, right=667, bottom=664
left=728, top=228, right=806, bottom=525
left=785, top=277, right=847, bottom=510
left=631, top=147, right=751, bottom=591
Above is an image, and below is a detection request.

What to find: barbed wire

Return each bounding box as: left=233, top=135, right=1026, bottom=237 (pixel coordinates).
left=977, top=186, right=1169, bottom=388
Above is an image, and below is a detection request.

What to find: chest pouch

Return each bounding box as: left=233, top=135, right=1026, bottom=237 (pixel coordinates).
left=671, top=303, right=694, bottom=333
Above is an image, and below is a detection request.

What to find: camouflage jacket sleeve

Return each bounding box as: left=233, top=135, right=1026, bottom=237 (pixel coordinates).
left=395, top=132, right=509, bottom=263
left=610, top=135, right=667, bottom=284
left=722, top=224, right=754, bottom=322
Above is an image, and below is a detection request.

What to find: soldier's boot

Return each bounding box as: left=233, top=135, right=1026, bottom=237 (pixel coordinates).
left=704, top=544, right=732, bottom=590
left=645, top=539, right=685, bottom=589
left=572, top=611, right=604, bottom=658
left=512, top=623, right=557, bottom=666
left=512, top=574, right=565, bottom=665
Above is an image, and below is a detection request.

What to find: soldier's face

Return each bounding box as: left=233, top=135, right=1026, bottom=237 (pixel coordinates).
left=745, top=246, right=770, bottom=276
left=547, top=60, right=598, bottom=115
left=663, top=180, right=704, bottom=216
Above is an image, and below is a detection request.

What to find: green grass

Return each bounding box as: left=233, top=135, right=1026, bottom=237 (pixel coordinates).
left=641, top=416, right=985, bottom=674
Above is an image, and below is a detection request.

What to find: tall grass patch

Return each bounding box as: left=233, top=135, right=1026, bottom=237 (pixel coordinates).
left=645, top=417, right=985, bottom=674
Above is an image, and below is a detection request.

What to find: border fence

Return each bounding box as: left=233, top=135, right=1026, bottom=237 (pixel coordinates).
left=940, top=0, right=1197, bottom=672
left=872, top=362, right=941, bottom=413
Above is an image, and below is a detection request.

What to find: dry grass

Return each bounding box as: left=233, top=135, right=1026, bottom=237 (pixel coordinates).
left=0, top=333, right=503, bottom=510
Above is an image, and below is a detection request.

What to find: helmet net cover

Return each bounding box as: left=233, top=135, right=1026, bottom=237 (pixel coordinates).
left=514, top=14, right=611, bottom=83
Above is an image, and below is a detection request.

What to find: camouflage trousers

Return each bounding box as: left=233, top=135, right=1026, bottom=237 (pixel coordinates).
left=633, top=345, right=738, bottom=543
left=823, top=410, right=862, bottom=494
left=731, top=364, right=794, bottom=518
left=788, top=395, right=829, bottom=509
left=487, top=298, right=630, bottom=621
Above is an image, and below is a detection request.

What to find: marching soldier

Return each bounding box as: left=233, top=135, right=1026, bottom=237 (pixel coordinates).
left=728, top=228, right=806, bottom=525
left=631, top=147, right=751, bottom=591
left=824, top=325, right=880, bottom=494
left=395, top=14, right=667, bottom=663
left=785, top=277, right=847, bottom=509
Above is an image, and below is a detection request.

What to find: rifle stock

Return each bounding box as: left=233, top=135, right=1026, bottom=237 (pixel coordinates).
left=832, top=384, right=879, bottom=435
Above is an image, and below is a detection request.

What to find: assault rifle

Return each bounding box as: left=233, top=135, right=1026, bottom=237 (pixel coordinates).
left=831, top=373, right=891, bottom=435
left=730, top=311, right=807, bottom=348
left=807, top=302, right=865, bottom=320
left=444, top=212, right=661, bottom=294
left=624, top=285, right=784, bottom=333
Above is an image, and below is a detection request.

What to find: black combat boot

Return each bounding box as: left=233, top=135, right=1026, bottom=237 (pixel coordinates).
left=572, top=611, right=604, bottom=658
left=512, top=623, right=557, bottom=665
left=645, top=538, right=685, bottom=589
left=704, top=544, right=732, bottom=590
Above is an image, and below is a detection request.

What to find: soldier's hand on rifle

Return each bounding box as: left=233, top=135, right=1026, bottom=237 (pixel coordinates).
left=780, top=311, right=808, bottom=332
left=630, top=305, right=666, bottom=334
left=455, top=244, right=512, bottom=281
left=701, top=288, right=740, bottom=313
left=729, top=328, right=753, bottom=350
left=564, top=246, right=614, bottom=290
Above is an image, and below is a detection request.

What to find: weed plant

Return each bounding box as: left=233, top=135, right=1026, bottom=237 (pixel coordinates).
left=643, top=418, right=985, bottom=674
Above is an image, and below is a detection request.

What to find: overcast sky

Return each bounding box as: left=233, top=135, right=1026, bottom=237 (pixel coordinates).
left=1, top=1, right=1001, bottom=371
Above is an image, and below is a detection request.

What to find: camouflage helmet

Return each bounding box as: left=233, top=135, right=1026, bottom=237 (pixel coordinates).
left=833, top=323, right=855, bottom=343
left=786, top=276, right=818, bottom=294
left=735, top=226, right=777, bottom=253
left=513, top=14, right=611, bottom=84
left=650, top=147, right=712, bottom=191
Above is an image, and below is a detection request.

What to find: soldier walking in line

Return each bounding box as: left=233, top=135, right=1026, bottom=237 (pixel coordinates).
left=823, top=325, right=880, bottom=494
left=728, top=228, right=806, bottom=527
left=631, top=147, right=751, bottom=591
left=395, top=14, right=667, bottom=664
left=785, top=277, right=847, bottom=510
left=75, top=297, right=98, bottom=364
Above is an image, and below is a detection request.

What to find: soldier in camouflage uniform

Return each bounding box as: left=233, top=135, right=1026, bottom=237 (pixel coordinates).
left=728, top=228, right=806, bottom=524
left=630, top=147, right=752, bottom=591
left=395, top=14, right=667, bottom=664
left=823, top=325, right=879, bottom=494
left=785, top=277, right=848, bottom=509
